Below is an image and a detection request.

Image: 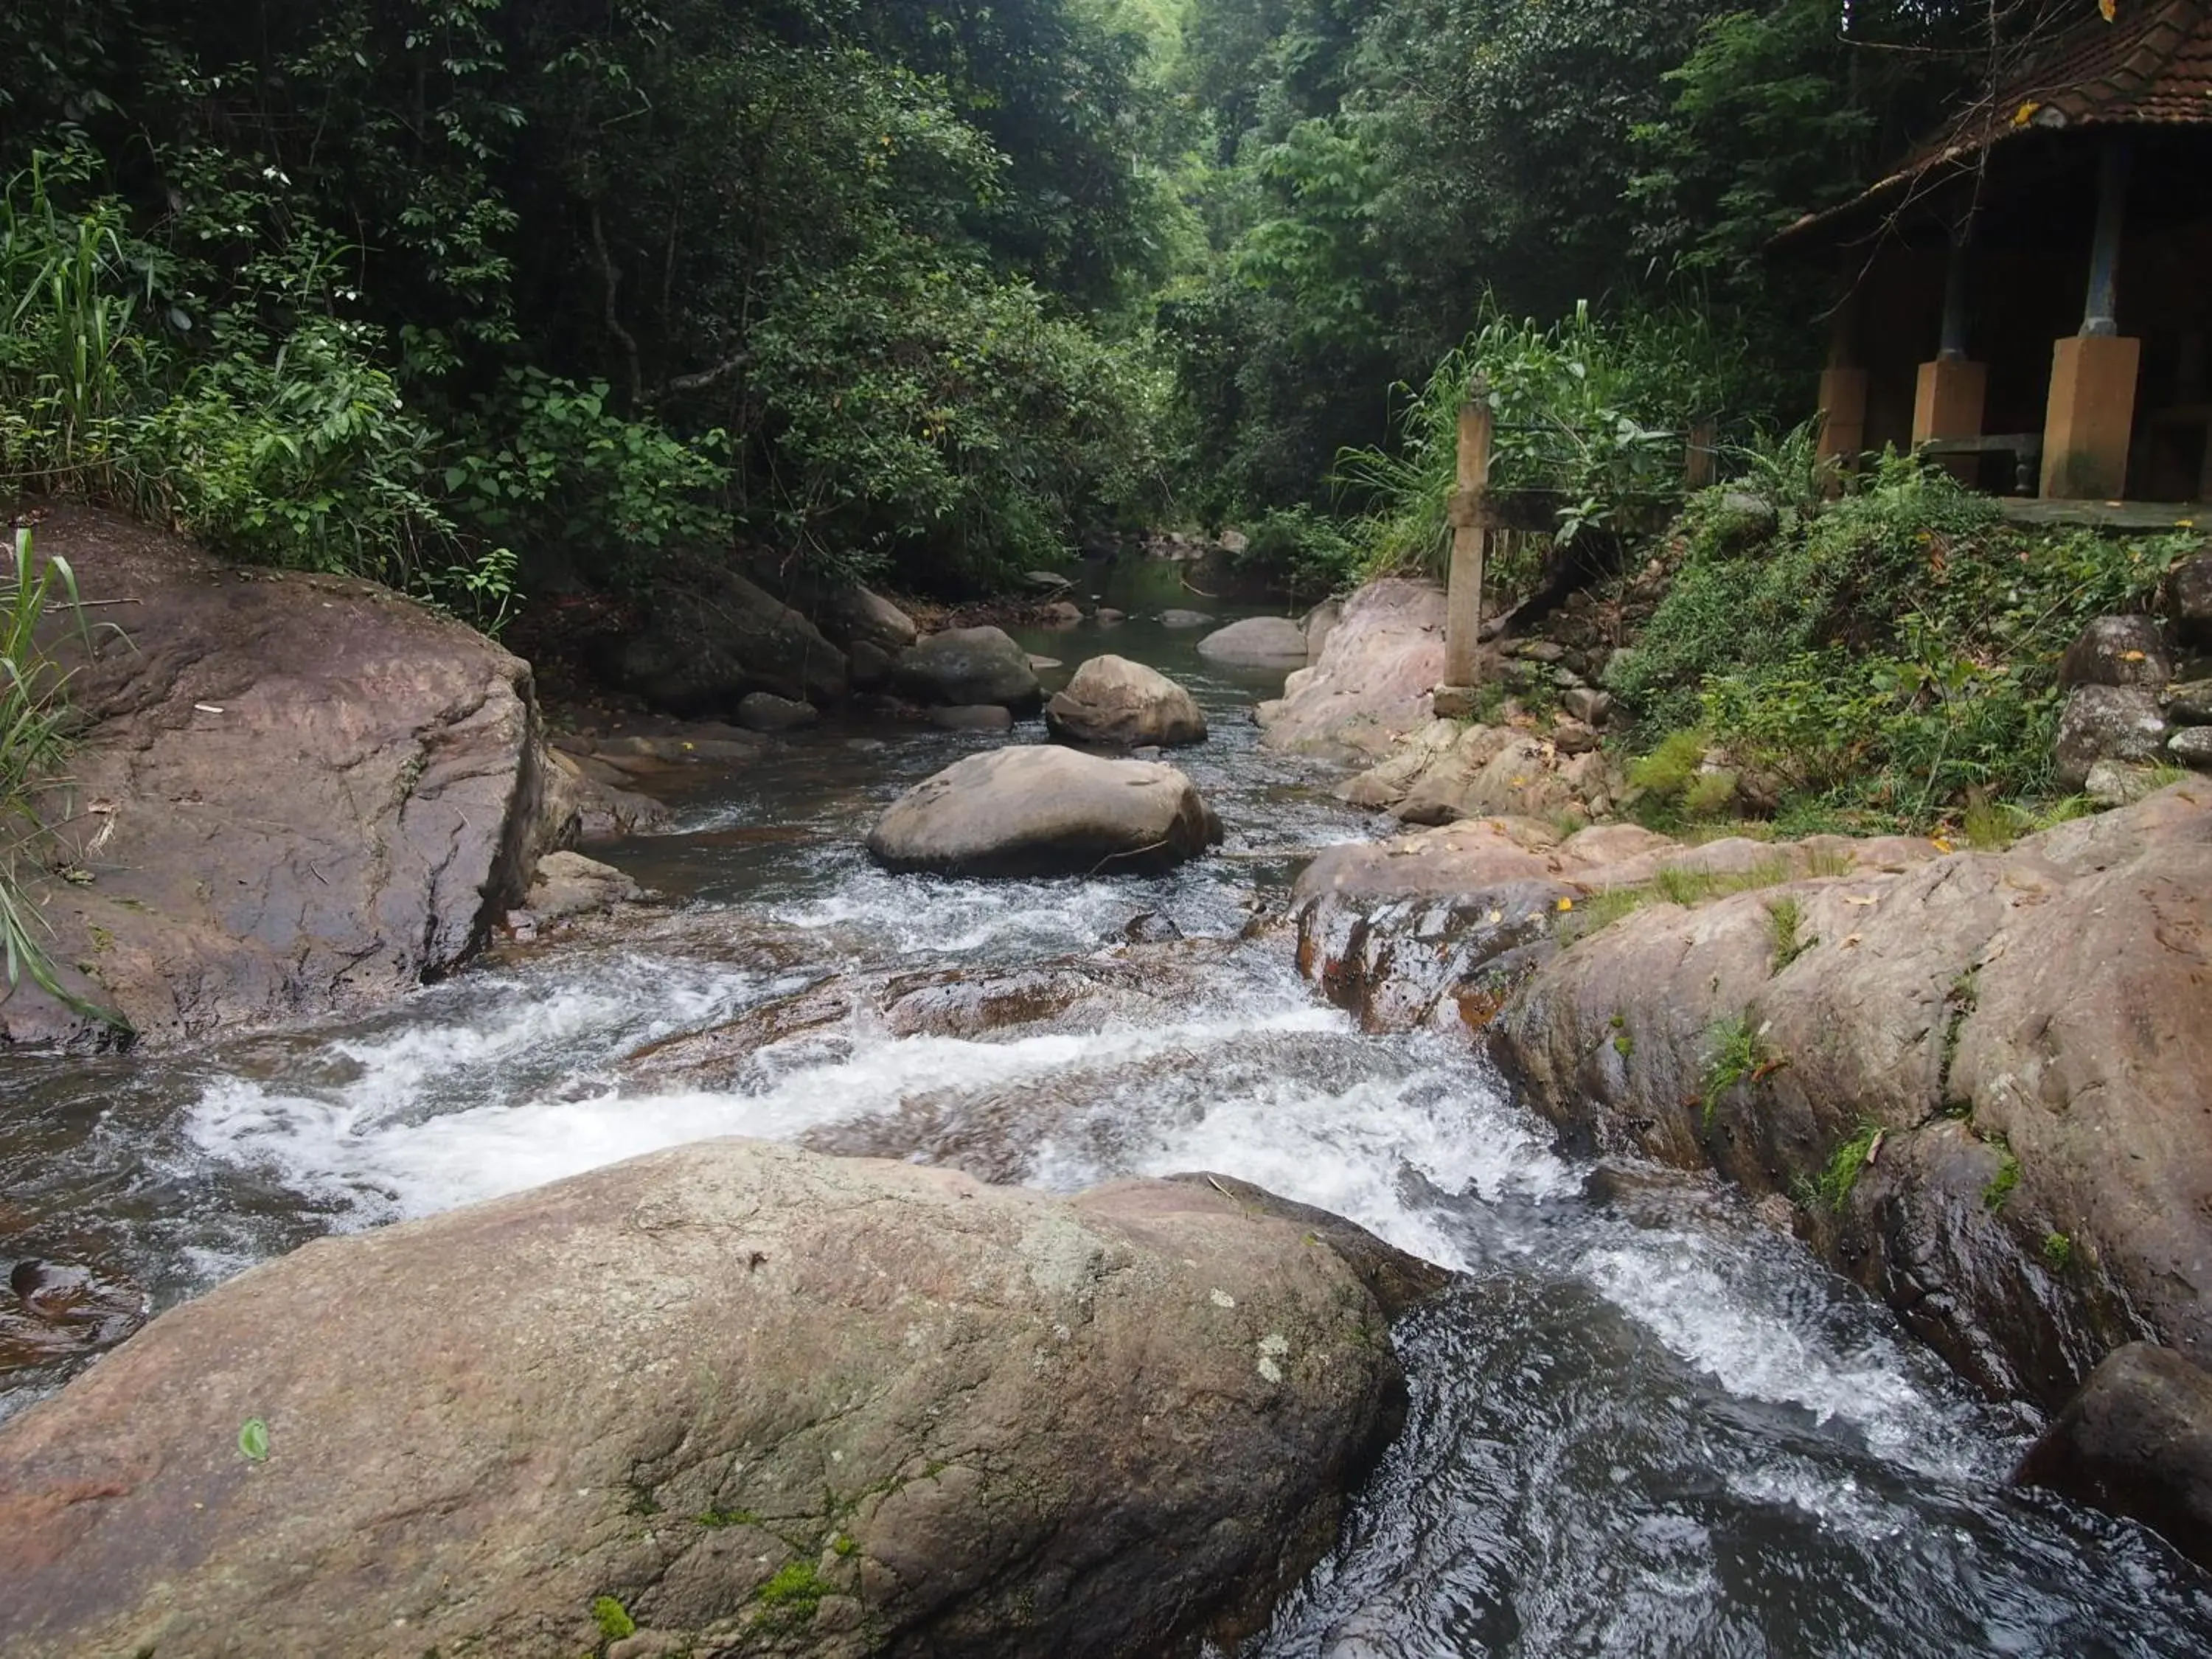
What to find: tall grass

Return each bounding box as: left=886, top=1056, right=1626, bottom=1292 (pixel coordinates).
left=0, top=523, right=114, bottom=1018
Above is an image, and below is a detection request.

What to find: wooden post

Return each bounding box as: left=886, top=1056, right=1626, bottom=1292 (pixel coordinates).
left=1445, top=387, right=1492, bottom=687
left=1685, top=419, right=1718, bottom=490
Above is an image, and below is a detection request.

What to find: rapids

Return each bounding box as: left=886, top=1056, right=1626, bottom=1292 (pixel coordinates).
left=3, top=597, right=2210, bottom=1656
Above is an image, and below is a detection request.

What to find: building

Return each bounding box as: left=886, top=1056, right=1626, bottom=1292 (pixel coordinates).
left=1782, top=0, right=2212, bottom=504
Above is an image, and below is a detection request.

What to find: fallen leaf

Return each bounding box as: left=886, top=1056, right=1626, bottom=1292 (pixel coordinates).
left=1557, top=897, right=1574, bottom=912
left=194, top=703, right=224, bottom=714
left=1843, top=932, right=1863, bottom=947
left=1845, top=894, right=1878, bottom=907
left=2098, top=0, right=2116, bottom=19
left=1932, top=836, right=1954, bottom=853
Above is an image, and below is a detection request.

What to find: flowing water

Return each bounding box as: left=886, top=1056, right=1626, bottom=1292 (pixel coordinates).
left=4, top=589, right=2211, bottom=1656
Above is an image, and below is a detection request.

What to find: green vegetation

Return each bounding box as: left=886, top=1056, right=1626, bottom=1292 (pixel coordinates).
left=755, top=1559, right=828, bottom=1624
left=1983, top=1147, right=2022, bottom=1213
left=236, top=1416, right=270, bottom=1461
left=1699, top=1012, right=1777, bottom=1127
left=1806, top=1122, right=1881, bottom=1213
left=2042, top=1231, right=2075, bottom=1270
left=1764, top=896, right=1812, bottom=973
left=590, top=1597, right=636, bottom=1643
left=1, top=0, right=2140, bottom=658
left=0, top=525, right=122, bottom=1022
left=1611, top=457, right=2199, bottom=832
left=697, top=1506, right=758, bottom=1530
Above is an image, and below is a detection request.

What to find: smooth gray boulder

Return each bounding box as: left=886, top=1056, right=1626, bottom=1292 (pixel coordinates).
left=820, top=583, right=918, bottom=655
left=928, top=704, right=1016, bottom=733
left=2054, top=684, right=2169, bottom=790
left=1046, top=655, right=1207, bottom=748
left=867, top=745, right=1221, bottom=877
left=892, top=627, right=1043, bottom=710
left=0, top=1140, right=1441, bottom=1659
left=1197, top=616, right=1310, bottom=664
left=1158, top=608, right=1214, bottom=629
left=2058, top=614, right=2171, bottom=692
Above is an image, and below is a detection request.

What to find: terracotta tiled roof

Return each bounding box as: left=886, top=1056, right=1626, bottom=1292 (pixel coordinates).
left=1778, top=0, right=2212, bottom=239
left=1928, top=0, right=2212, bottom=150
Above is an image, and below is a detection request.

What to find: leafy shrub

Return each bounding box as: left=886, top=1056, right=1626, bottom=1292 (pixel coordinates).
left=1233, top=505, right=1360, bottom=598
left=1612, top=452, right=2199, bottom=830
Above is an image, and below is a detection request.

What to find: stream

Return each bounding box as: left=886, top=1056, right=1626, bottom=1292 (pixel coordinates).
left=4, top=582, right=2211, bottom=1657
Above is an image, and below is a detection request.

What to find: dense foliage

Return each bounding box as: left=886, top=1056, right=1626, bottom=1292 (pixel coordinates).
left=1613, top=458, right=2199, bottom=832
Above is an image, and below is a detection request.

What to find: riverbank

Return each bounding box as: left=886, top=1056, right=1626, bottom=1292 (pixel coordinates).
left=6, top=549, right=2212, bottom=1653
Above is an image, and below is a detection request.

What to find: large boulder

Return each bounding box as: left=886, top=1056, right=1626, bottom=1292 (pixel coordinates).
left=2014, top=1343, right=2212, bottom=1569
left=617, top=566, right=849, bottom=711
left=867, top=746, right=1221, bottom=877
left=892, top=627, right=1043, bottom=711
left=1197, top=616, right=1310, bottom=666
left=818, top=583, right=918, bottom=656
left=4, top=506, right=563, bottom=1050
left=2053, top=684, right=2169, bottom=790
left=1259, top=580, right=1446, bottom=760
left=2058, top=614, right=2172, bottom=692
left=1046, top=655, right=1207, bottom=748
left=1487, top=784, right=2212, bottom=1408
left=0, top=1141, right=1443, bottom=1659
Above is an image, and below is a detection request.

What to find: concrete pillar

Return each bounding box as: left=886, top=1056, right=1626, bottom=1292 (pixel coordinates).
left=1913, top=357, right=1987, bottom=481
left=1816, top=366, right=1868, bottom=481
left=2040, top=335, right=2141, bottom=499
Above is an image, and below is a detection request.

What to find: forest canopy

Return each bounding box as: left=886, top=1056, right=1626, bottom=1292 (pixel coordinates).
left=0, top=0, right=2124, bottom=608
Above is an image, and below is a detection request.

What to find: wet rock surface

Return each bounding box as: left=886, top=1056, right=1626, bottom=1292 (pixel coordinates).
left=1484, top=785, right=2212, bottom=1408
left=1044, top=655, right=1206, bottom=748
left=2014, top=1343, right=2212, bottom=1570
left=0, top=1140, right=1436, bottom=1659
left=616, top=564, right=849, bottom=711
left=1197, top=615, right=1310, bottom=666
left=866, top=746, right=1222, bottom=878
left=2054, top=685, right=2171, bottom=790
left=4, top=507, right=563, bottom=1051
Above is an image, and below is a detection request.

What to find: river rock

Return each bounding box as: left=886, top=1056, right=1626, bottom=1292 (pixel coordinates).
left=1096, top=607, right=1127, bottom=626
left=737, top=690, right=819, bottom=732
left=2085, top=758, right=2166, bottom=807
left=819, top=583, right=917, bottom=655
left=2163, top=678, right=2212, bottom=726
left=1259, top=579, right=1446, bottom=760
left=2053, top=684, right=2170, bottom=790
left=892, top=627, right=1043, bottom=710
left=0, top=1141, right=1442, bottom=1659
left=546, top=748, right=673, bottom=842
left=517, top=849, right=641, bottom=925
left=2014, top=1342, right=2212, bottom=1569
left=866, top=746, right=1221, bottom=877
left=1303, top=598, right=1343, bottom=666
left=928, top=704, right=1016, bottom=733
left=1158, top=608, right=1214, bottom=628
left=2166, top=547, right=2212, bottom=648
left=1489, top=784, right=2212, bottom=1407
left=849, top=637, right=895, bottom=692
left=2, top=506, right=565, bottom=1050
left=616, top=565, right=849, bottom=711
left=2058, top=615, right=2171, bottom=692
left=2171, top=726, right=2212, bottom=771
left=1046, top=655, right=1207, bottom=748
left=1197, top=616, right=1310, bottom=666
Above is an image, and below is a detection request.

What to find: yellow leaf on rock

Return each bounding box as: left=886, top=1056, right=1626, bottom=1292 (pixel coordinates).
left=2122, top=650, right=2146, bottom=662
left=2100, top=0, right=2117, bottom=21
left=1933, top=836, right=1955, bottom=853
left=1557, top=897, right=1574, bottom=912
left=2012, top=101, right=2040, bottom=125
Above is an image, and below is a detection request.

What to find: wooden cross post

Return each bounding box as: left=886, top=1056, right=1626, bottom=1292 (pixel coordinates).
left=1685, top=419, right=1718, bottom=490
left=1444, top=384, right=1493, bottom=687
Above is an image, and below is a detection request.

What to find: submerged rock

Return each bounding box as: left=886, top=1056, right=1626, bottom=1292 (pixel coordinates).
left=1046, top=655, right=1207, bottom=748
left=892, top=627, right=1043, bottom=710
left=2014, top=1343, right=2212, bottom=1569
left=736, top=690, right=820, bottom=731
left=0, top=1141, right=1439, bottom=1659
left=867, top=745, right=1221, bottom=878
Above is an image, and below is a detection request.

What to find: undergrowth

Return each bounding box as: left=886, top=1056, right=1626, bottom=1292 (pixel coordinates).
left=1607, top=453, right=2201, bottom=832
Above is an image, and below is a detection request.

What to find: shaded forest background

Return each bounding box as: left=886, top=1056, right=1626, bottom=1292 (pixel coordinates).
left=0, top=0, right=2114, bottom=608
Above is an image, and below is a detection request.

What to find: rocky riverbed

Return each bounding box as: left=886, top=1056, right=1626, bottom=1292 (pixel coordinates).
left=5, top=538, right=2212, bottom=1655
